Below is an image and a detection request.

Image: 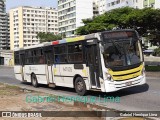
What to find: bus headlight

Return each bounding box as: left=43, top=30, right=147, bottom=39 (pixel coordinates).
left=106, top=73, right=113, bottom=81
left=141, top=67, right=145, bottom=75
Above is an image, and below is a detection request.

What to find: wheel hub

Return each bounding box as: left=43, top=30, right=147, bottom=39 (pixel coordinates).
left=77, top=81, right=83, bottom=91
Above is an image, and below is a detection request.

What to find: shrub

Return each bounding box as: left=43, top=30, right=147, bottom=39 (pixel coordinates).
left=145, top=65, right=160, bottom=71
left=154, top=47, right=160, bottom=56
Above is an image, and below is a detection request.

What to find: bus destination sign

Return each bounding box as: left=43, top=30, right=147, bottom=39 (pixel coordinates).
left=103, top=31, right=135, bottom=40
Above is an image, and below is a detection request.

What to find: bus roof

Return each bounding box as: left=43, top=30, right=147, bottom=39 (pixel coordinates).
left=51, top=33, right=96, bottom=45
left=14, top=29, right=136, bottom=51
left=14, top=33, right=97, bottom=51
left=14, top=42, right=51, bottom=51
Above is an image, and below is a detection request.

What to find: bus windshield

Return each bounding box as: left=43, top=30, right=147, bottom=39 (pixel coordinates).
left=102, top=35, right=142, bottom=69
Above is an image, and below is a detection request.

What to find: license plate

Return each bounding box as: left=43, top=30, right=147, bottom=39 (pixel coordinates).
left=125, top=81, right=132, bottom=86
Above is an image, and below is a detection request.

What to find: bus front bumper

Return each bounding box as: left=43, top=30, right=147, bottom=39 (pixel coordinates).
left=104, top=75, right=146, bottom=92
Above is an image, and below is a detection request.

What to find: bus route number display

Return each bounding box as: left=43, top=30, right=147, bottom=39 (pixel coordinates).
left=103, top=31, right=135, bottom=39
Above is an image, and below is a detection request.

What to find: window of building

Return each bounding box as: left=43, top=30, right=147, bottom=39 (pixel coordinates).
left=150, top=3, right=155, bottom=7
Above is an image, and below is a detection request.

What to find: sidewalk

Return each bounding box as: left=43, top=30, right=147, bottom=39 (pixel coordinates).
left=146, top=72, right=160, bottom=78
left=144, top=56, right=160, bottom=62
left=144, top=56, right=160, bottom=66
left=0, top=83, right=101, bottom=120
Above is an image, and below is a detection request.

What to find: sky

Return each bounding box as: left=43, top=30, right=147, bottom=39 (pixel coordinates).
left=6, top=0, right=58, bottom=12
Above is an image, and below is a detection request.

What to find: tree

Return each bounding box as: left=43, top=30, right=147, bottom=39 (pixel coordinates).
left=36, top=32, right=62, bottom=43
left=76, top=7, right=160, bottom=37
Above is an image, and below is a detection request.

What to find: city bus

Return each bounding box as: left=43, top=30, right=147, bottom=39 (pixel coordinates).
left=14, top=29, right=146, bottom=96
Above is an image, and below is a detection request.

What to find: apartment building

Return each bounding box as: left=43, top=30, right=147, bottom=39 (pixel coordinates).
left=93, top=0, right=99, bottom=16
left=10, top=6, right=58, bottom=50
left=58, top=0, right=93, bottom=37
left=143, top=0, right=160, bottom=9
left=98, top=0, right=143, bottom=14
left=98, top=0, right=108, bottom=15
left=0, top=0, right=10, bottom=50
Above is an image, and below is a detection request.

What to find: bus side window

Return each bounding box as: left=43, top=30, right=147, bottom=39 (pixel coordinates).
left=68, top=43, right=83, bottom=63
left=39, top=56, right=44, bottom=64
left=39, top=49, right=44, bottom=64
left=55, top=55, right=60, bottom=63
left=54, top=45, right=67, bottom=63
left=14, top=52, right=20, bottom=65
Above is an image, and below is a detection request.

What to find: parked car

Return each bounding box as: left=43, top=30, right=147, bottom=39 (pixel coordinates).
left=143, top=49, right=155, bottom=56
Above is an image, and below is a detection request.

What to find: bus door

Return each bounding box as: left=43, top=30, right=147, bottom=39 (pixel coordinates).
left=86, top=43, right=101, bottom=89
left=44, top=50, right=54, bottom=84
left=19, top=52, right=25, bottom=81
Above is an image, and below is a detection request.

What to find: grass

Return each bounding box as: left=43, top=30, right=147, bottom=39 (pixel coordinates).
left=6, top=84, right=20, bottom=89
left=0, top=83, right=21, bottom=96
left=145, top=65, right=160, bottom=71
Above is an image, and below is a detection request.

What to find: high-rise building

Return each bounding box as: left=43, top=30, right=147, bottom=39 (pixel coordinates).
left=98, top=0, right=108, bottom=15
left=93, top=0, right=99, bottom=16
left=9, top=6, right=58, bottom=50
left=98, top=0, right=143, bottom=14
left=0, top=0, right=10, bottom=50
left=58, top=0, right=94, bottom=37
left=143, top=0, right=160, bottom=9
left=98, top=0, right=160, bottom=15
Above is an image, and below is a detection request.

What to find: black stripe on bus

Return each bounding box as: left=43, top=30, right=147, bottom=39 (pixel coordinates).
left=17, top=73, right=87, bottom=78
left=25, top=73, right=46, bottom=76
left=110, top=63, right=142, bottom=71
left=36, top=74, right=46, bottom=76
left=54, top=75, right=88, bottom=78
left=113, top=70, right=140, bottom=77
left=15, top=73, right=21, bottom=74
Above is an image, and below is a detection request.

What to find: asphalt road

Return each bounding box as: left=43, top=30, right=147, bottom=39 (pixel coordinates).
left=0, top=66, right=160, bottom=111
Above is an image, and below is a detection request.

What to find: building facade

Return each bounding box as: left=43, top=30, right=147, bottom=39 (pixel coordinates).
left=98, top=0, right=143, bottom=14
left=58, top=0, right=93, bottom=37
left=0, top=0, right=10, bottom=50
left=0, top=50, right=14, bottom=66
left=10, top=6, right=58, bottom=50
left=98, top=0, right=107, bottom=15
left=143, top=0, right=160, bottom=9
left=98, top=0, right=160, bottom=14
left=93, top=0, right=99, bottom=16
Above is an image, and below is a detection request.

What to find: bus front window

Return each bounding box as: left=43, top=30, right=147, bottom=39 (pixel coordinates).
left=102, top=39, right=142, bottom=68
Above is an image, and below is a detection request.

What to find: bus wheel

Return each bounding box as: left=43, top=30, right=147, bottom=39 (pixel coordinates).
left=31, top=74, right=38, bottom=87
left=75, top=77, right=87, bottom=96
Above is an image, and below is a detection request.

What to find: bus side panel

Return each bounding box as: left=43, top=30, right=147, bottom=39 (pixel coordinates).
left=24, top=65, right=48, bottom=84
left=14, top=65, right=23, bottom=81
left=85, top=66, right=91, bottom=90
left=53, top=64, right=66, bottom=87
left=23, top=65, right=31, bottom=83
left=53, top=64, right=90, bottom=90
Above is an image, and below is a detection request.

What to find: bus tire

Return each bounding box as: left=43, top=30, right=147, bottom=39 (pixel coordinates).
left=74, top=77, right=87, bottom=96
left=21, top=81, right=26, bottom=84
left=31, top=74, right=38, bottom=87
